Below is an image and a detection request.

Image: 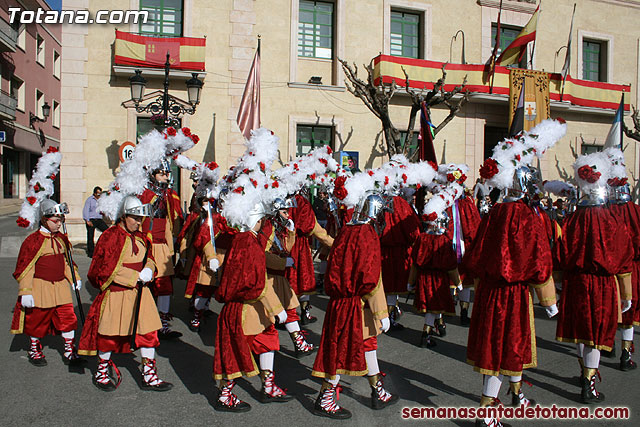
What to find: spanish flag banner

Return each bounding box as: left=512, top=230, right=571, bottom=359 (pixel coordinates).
left=497, top=4, right=539, bottom=66
left=509, top=68, right=550, bottom=131
left=114, top=30, right=206, bottom=71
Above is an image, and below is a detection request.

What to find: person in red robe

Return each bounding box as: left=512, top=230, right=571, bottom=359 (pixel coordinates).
left=454, top=193, right=481, bottom=326
left=139, top=161, right=184, bottom=339
left=311, top=192, right=396, bottom=420
left=407, top=211, right=460, bottom=348
left=11, top=199, right=84, bottom=367
left=212, top=202, right=291, bottom=412
left=78, top=196, right=172, bottom=392
left=464, top=167, right=557, bottom=426
left=380, top=195, right=421, bottom=329
left=555, top=160, right=633, bottom=403
left=287, top=192, right=333, bottom=325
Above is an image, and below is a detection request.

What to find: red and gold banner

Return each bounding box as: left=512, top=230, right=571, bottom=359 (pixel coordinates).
left=114, top=30, right=206, bottom=71
left=509, top=69, right=550, bottom=131
left=373, top=55, right=630, bottom=112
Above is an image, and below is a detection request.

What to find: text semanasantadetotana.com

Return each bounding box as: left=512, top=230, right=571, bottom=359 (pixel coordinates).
left=401, top=405, right=630, bottom=420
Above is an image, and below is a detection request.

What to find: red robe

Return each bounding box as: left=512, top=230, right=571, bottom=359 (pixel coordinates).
left=555, top=206, right=633, bottom=350
left=78, top=224, right=153, bottom=355
left=286, top=194, right=317, bottom=295
left=312, top=224, right=380, bottom=378
left=455, top=195, right=481, bottom=285
left=464, top=200, right=552, bottom=376
left=380, top=196, right=421, bottom=295
left=411, top=232, right=457, bottom=314
left=11, top=230, right=75, bottom=334
left=610, top=202, right=640, bottom=326
left=213, top=231, right=265, bottom=380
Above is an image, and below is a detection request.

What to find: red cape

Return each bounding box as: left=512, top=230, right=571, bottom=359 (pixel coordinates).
left=13, top=231, right=72, bottom=281
left=411, top=232, right=458, bottom=313
left=380, top=196, right=421, bottom=294
left=312, top=224, right=380, bottom=378
left=610, top=202, right=640, bottom=325
left=213, top=231, right=266, bottom=379
left=286, top=194, right=316, bottom=295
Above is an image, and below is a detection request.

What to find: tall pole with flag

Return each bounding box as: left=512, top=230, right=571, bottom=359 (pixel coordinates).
left=509, top=82, right=525, bottom=137
left=489, top=0, right=503, bottom=94
left=237, top=37, right=261, bottom=140
left=496, top=4, right=540, bottom=67
left=560, top=3, right=576, bottom=102
left=604, top=93, right=625, bottom=149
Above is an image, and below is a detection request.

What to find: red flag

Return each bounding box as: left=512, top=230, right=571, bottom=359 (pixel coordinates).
left=237, top=49, right=260, bottom=140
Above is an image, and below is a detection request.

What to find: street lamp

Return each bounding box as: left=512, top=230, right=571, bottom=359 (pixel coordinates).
left=30, top=101, right=51, bottom=127
left=124, top=51, right=204, bottom=128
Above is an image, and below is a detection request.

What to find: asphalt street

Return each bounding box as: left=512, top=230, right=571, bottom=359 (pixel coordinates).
left=0, top=214, right=637, bottom=426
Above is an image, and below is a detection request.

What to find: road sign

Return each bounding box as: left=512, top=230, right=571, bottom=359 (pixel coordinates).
left=119, top=141, right=136, bottom=163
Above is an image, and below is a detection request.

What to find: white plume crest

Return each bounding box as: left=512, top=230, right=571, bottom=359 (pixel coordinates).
left=17, top=148, right=63, bottom=228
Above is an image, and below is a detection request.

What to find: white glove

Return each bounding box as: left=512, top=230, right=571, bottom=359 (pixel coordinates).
left=21, top=295, right=35, bottom=308
left=545, top=304, right=559, bottom=318
left=275, top=310, right=287, bottom=324
left=456, top=283, right=463, bottom=292
left=74, top=280, right=82, bottom=291
left=208, top=258, right=220, bottom=272
left=138, top=267, right=153, bottom=283
left=380, top=317, right=390, bottom=333
left=285, top=219, right=295, bottom=232
left=622, top=300, right=632, bottom=313
left=407, top=283, right=415, bottom=292
left=285, top=257, right=295, bottom=268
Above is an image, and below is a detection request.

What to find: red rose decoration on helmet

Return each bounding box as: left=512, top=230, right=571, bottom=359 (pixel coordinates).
left=233, top=186, right=244, bottom=194
left=27, top=196, right=37, bottom=205
left=423, top=212, right=438, bottom=222
left=446, top=173, right=455, bottom=182
left=479, top=158, right=499, bottom=179
left=333, top=176, right=348, bottom=200
left=259, top=162, right=266, bottom=172
left=190, top=134, right=200, bottom=144
left=207, top=162, right=219, bottom=170
left=250, top=178, right=258, bottom=187
left=319, top=158, right=328, bottom=167
left=46, top=146, right=58, bottom=154
left=271, top=181, right=279, bottom=188
left=384, top=176, right=389, bottom=186
left=402, top=173, right=408, bottom=183
left=577, top=165, right=601, bottom=184
left=367, top=170, right=374, bottom=176
left=181, top=127, right=191, bottom=136
left=309, top=173, right=317, bottom=181
left=166, top=127, right=177, bottom=137
left=17, top=217, right=30, bottom=228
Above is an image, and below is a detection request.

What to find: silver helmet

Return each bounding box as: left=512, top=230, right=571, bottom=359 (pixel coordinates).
left=271, top=195, right=297, bottom=211
left=40, top=198, right=69, bottom=217
left=149, top=158, right=172, bottom=192
left=503, top=166, right=541, bottom=203
left=424, top=211, right=450, bottom=235
left=120, top=195, right=152, bottom=217
left=348, top=191, right=391, bottom=235
left=611, top=183, right=631, bottom=205
left=578, top=186, right=608, bottom=207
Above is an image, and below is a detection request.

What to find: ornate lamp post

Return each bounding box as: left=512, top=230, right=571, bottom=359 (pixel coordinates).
left=125, top=51, right=204, bottom=128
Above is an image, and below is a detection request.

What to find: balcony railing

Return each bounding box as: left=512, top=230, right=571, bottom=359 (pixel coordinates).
left=0, top=90, right=18, bottom=121
left=373, top=55, right=630, bottom=114
left=0, top=18, right=17, bottom=53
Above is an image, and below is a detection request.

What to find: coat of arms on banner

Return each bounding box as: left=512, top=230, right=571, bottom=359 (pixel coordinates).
left=524, top=101, right=537, bottom=121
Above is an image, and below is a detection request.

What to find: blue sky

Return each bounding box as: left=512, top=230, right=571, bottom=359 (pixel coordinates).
left=45, top=0, right=62, bottom=11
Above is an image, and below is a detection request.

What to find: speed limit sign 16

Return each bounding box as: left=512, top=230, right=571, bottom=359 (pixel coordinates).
left=119, top=141, right=136, bottom=163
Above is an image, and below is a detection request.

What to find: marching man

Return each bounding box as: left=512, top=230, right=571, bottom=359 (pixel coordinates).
left=78, top=196, right=172, bottom=392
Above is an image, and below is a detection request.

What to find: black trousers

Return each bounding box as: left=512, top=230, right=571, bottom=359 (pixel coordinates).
left=86, top=218, right=108, bottom=257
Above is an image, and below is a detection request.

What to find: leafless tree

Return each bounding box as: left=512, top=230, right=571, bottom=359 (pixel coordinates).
left=339, top=58, right=468, bottom=160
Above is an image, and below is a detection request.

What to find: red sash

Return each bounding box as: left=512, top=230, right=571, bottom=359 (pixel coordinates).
left=151, top=218, right=167, bottom=243
left=34, top=253, right=66, bottom=282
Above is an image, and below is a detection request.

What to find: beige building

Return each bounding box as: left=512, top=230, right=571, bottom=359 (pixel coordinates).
left=58, top=0, right=640, bottom=241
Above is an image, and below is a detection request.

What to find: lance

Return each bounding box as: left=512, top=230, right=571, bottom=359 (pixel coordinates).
left=62, top=221, right=85, bottom=324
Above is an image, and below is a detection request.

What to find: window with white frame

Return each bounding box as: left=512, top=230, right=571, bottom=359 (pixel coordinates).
left=298, top=0, right=333, bottom=59
left=139, top=0, right=184, bottom=37
left=35, top=90, right=45, bottom=119
left=53, top=50, right=61, bottom=79
left=36, top=34, right=45, bottom=66
left=52, top=100, right=60, bottom=128
left=10, top=76, right=24, bottom=111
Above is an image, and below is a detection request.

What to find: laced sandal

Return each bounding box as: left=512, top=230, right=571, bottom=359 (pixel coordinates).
left=259, top=370, right=293, bottom=403
left=214, top=380, right=251, bottom=412
left=290, top=330, right=315, bottom=358
left=141, top=357, right=173, bottom=391
left=28, top=338, right=47, bottom=367
left=368, top=372, right=399, bottom=410
left=508, top=380, right=536, bottom=407
left=313, top=382, right=351, bottom=419
left=189, top=309, right=203, bottom=332
left=62, top=337, right=86, bottom=366
left=159, top=312, right=182, bottom=339
left=581, top=368, right=605, bottom=404
left=93, top=358, right=121, bottom=391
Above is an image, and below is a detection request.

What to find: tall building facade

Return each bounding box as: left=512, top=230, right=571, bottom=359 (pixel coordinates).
left=53, top=0, right=640, bottom=241
left=0, top=0, right=61, bottom=215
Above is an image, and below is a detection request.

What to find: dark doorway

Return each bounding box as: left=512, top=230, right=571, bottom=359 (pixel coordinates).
left=484, top=126, right=509, bottom=160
